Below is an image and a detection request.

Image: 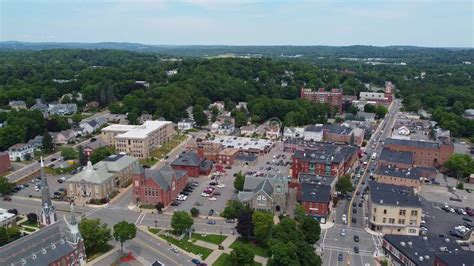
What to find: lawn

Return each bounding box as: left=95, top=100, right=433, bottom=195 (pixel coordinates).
left=22, top=227, right=37, bottom=232
left=212, top=253, right=262, bottom=266
left=229, top=238, right=269, bottom=258
left=191, top=233, right=227, bottom=245
left=159, top=235, right=213, bottom=259
left=148, top=228, right=161, bottom=234
left=86, top=244, right=114, bottom=262
left=140, top=134, right=187, bottom=167
left=21, top=220, right=39, bottom=228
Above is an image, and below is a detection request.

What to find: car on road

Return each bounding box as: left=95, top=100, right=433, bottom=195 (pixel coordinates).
left=34, top=186, right=40, bottom=192
left=338, top=254, right=343, bottom=262
left=342, top=214, right=347, bottom=223
left=170, top=247, right=179, bottom=253
left=208, top=209, right=214, bottom=216
left=462, top=217, right=473, bottom=222
left=208, top=197, right=217, bottom=201
left=217, top=184, right=225, bottom=188
left=226, top=219, right=235, bottom=223
left=191, top=259, right=201, bottom=265
left=170, top=200, right=180, bottom=206
left=456, top=208, right=467, bottom=215
left=354, top=235, right=359, bottom=242
left=3, top=196, right=12, bottom=201
left=206, top=220, right=216, bottom=225
left=194, top=202, right=203, bottom=206
left=354, top=246, right=359, bottom=254
left=341, top=229, right=346, bottom=236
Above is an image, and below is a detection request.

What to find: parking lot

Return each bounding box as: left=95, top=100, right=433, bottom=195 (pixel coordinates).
left=167, top=141, right=293, bottom=217
left=11, top=172, right=72, bottom=200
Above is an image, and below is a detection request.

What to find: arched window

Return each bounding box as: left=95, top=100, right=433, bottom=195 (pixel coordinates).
left=257, top=195, right=267, bottom=206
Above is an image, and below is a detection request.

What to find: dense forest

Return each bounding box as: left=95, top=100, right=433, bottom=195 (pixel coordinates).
left=0, top=45, right=473, bottom=152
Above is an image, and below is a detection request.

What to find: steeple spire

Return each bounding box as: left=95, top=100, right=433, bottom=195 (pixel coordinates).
left=39, top=156, right=57, bottom=227
left=64, top=201, right=82, bottom=246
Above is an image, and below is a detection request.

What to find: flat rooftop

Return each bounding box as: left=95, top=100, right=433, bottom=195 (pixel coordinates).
left=209, top=136, right=273, bottom=151
left=106, top=120, right=172, bottom=139
left=369, top=181, right=421, bottom=208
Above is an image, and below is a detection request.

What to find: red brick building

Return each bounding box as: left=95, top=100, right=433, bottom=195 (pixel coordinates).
left=132, top=164, right=188, bottom=206
left=300, top=88, right=343, bottom=113
left=291, top=144, right=358, bottom=185
left=0, top=152, right=11, bottom=175
left=384, top=138, right=454, bottom=168
left=171, top=151, right=213, bottom=177
left=216, top=148, right=239, bottom=165
left=297, top=173, right=335, bottom=223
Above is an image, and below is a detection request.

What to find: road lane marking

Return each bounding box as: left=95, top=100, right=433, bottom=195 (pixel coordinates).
left=135, top=213, right=145, bottom=225
left=133, top=235, right=179, bottom=264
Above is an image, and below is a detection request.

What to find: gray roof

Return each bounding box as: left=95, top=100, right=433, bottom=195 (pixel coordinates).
left=144, top=164, right=187, bottom=191
left=377, top=165, right=423, bottom=180
left=293, top=144, right=358, bottom=164
left=298, top=173, right=335, bottom=187
left=171, top=152, right=203, bottom=167
left=235, top=154, right=258, bottom=162
left=385, top=138, right=440, bottom=149
left=383, top=235, right=465, bottom=266
left=323, top=124, right=353, bottom=135
left=299, top=184, right=331, bottom=203
left=369, top=181, right=421, bottom=207
left=379, top=148, right=413, bottom=165
left=0, top=221, right=77, bottom=266
left=254, top=178, right=273, bottom=195
left=305, top=125, right=323, bottom=132
left=239, top=173, right=287, bottom=201
left=435, top=250, right=474, bottom=265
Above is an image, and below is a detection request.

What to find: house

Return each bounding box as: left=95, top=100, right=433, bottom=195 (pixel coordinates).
left=132, top=164, right=188, bottom=206
left=240, top=125, right=256, bottom=137
left=208, top=101, right=225, bottom=112
left=66, top=154, right=139, bottom=200
left=135, top=80, right=150, bottom=88
left=265, top=125, right=281, bottom=140
left=382, top=235, right=470, bottom=266
left=166, top=69, right=178, bottom=76
left=60, top=92, right=83, bottom=102
left=48, top=104, right=77, bottom=116
left=83, top=138, right=108, bottom=157
left=211, top=119, right=235, bottom=135
left=138, top=114, right=153, bottom=125
left=30, top=101, right=49, bottom=115
left=368, top=181, right=422, bottom=236
left=355, top=111, right=376, bottom=122
left=80, top=117, right=107, bottom=134
left=0, top=208, right=16, bottom=227
left=51, top=129, right=78, bottom=145
left=283, top=127, right=304, bottom=140
left=84, top=101, right=99, bottom=111
left=171, top=151, right=213, bottom=177
left=463, top=109, right=474, bottom=120
left=297, top=173, right=335, bottom=223
left=236, top=102, right=248, bottom=111
left=9, top=100, right=27, bottom=111
left=0, top=152, right=11, bottom=175
left=8, top=143, right=34, bottom=161
left=238, top=173, right=288, bottom=213
left=178, top=118, right=195, bottom=131
left=27, top=135, right=44, bottom=150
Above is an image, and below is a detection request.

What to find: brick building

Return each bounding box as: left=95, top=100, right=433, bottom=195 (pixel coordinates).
left=216, top=148, right=239, bottom=165
left=171, top=151, right=213, bottom=177
left=0, top=152, right=11, bottom=175
left=291, top=144, right=358, bottom=184
left=375, top=165, right=424, bottom=191
left=132, top=164, right=188, bottom=206
left=297, top=173, right=335, bottom=223
left=300, top=88, right=343, bottom=113
left=384, top=138, right=454, bottom=168
left=378, top=148, right=414, bottom=169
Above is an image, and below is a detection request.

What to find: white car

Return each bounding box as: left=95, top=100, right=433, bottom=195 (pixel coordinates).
left=201, top=193, right=209, bottom=197
left=34, top=186, right=40, bottom=192
left=449, top=207, right=455, bottom=213
left=341, top=229, right=346, bottom=236
left=60, top=177, right=66, bottom=181
left=342, top=214, right=347, bottom=223
left=217, top=184, right=226, bottom=188
left=208, top=197, right=217, bottom=201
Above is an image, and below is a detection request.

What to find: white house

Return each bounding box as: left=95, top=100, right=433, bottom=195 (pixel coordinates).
left=8, top=143, right=35, bottom=161
left=265, top=126, right=281, bottom=140
left=283, top=127, right=305, bottom=139
left=80, top=117, right=107, bottom=134
left=178, top=118, right=195, bottom=131
left=208, top=101, right=225, bottom=112
left=211, top=121, right=235, bottom=135
left=240, top=125, right=256, bottom=137
left=304, top=124, right=324, bottom=142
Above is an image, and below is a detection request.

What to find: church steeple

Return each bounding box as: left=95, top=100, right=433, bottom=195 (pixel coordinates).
left=39, top=157, right=57, bottom=227
left=64, top=201, right=81, bottom=246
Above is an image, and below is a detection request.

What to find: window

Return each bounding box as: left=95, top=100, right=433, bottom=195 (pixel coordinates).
left=383, top=209, right=387, bottom=214
left=389, top=218, right=395, bottom=224
left=383, top=218, right=386, bottom=223
left=408, top=228, right=417, bottom=234
left=399, top=210, right=406, bottom=215
left=411, top=210, right=418, bottom=216
left=398, top=219, right=405, bottom=224
left=256, top=195, right=267, bottom=206
left=373, top=208, right=377, bottom=213
left=276, top=186, right=282, bottom=193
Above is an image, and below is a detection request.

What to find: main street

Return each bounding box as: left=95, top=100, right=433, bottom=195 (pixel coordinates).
left=319, top=99, right=401, bottom=266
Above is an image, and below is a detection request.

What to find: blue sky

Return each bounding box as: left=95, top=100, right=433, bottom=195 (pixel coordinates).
left=0, top=0, right=472, bottom=47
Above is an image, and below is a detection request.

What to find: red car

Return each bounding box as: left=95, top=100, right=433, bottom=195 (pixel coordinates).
left=465, top=207, right=474, bottom=216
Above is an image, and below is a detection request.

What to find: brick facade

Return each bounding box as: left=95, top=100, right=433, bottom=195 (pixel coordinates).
left=0, top=152, right=11, bottom=175
left=384, top=139, right=454, bottom=168
left=300, top=88, right=343, bottom=113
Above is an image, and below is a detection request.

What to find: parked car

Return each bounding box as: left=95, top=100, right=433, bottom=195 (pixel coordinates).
left=171, top=201, right=180, bottom=206
left=354, top=235, right=359, bottom=242
left=3, top=196, right=12, bottom=201
left=191, top=259, right=201, bottom=264
left=226, top=219, right=235, bottom=223
left=208, top=197, right=217, bottom=201
left=353, top=209, right=357, bottom=214
left=58, top=188, right=66, bottom=192
left=34, top=186, right=40, bottom=192
left=462, top=217, right=473, bottom=222
left=194, top=202, right=203, bottom=206
left=358, top=202, right=363, bottom=207
left=341, top=229, right=346, bottom=236
left=354, top=246, right=359, bottom=254
left=206, top=220, right=216, bottom=225
left=338, top=254, right=343, bottom=262
left=352, top=217, right=357, bottom=224
left=208, top=209, right=214, bottom=216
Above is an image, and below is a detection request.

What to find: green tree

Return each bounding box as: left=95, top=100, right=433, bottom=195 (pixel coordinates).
left=364, top=104, right=376, bottom=113
left=233, top=171, right=245, bottom=191
left=171, top=211, right=193, bottom=235
left=60, top=146, right=78, bottom=160
left=78, top=145, right=87, bottom=166
left=252, top=211, right=274, bottom=244
left=113, top=221, right=137, bottom=253
left=294, top=203, right=306, bottom=223
left=78, top=218, right=112, bottom=255
left=0, top=227, right=21, bottom=247
left=229, top=245, right=255, bottom=266
left=268, top=240, right=299, bottom=266
left=236, top=208, right=254, bottom=241
left=42, top=131, right=54, bottom=153
left=190, top=207, right=200, bottom=217
left=127, top=110, right=139, bottom=125
left=0, top=176, right=14, bottom=195
left=221, top=200, right=245, bottom=219
left=444, top=154, right=474, bottom=180
left=336, top=174, right=353, bottom=195
left=71, top=113, right=83, bottom=124
left=234, top=111, right=247, bottom=128
left=193, top=105, right=208, bottom=127
left=375, top=105, right=388, bottom=119
left=90, top=147, right=114, bottom=164
left=300, top=216, right=321, bottom=244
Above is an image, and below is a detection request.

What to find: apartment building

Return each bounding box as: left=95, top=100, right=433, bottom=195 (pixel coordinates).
left=300, top=88, right=343, bottom=113
left=378, top=148, right=414, bottom=169
left=368, top=181, right=422, bottom=236
left=101, top=120, right=174, bottom=158
left=375, top=165, right=423, bottom=191
left=384, top=138, right=454, bottom=168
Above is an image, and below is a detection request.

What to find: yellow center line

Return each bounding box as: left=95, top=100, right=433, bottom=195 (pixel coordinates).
left=347, top=157, right=372, bottom=226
